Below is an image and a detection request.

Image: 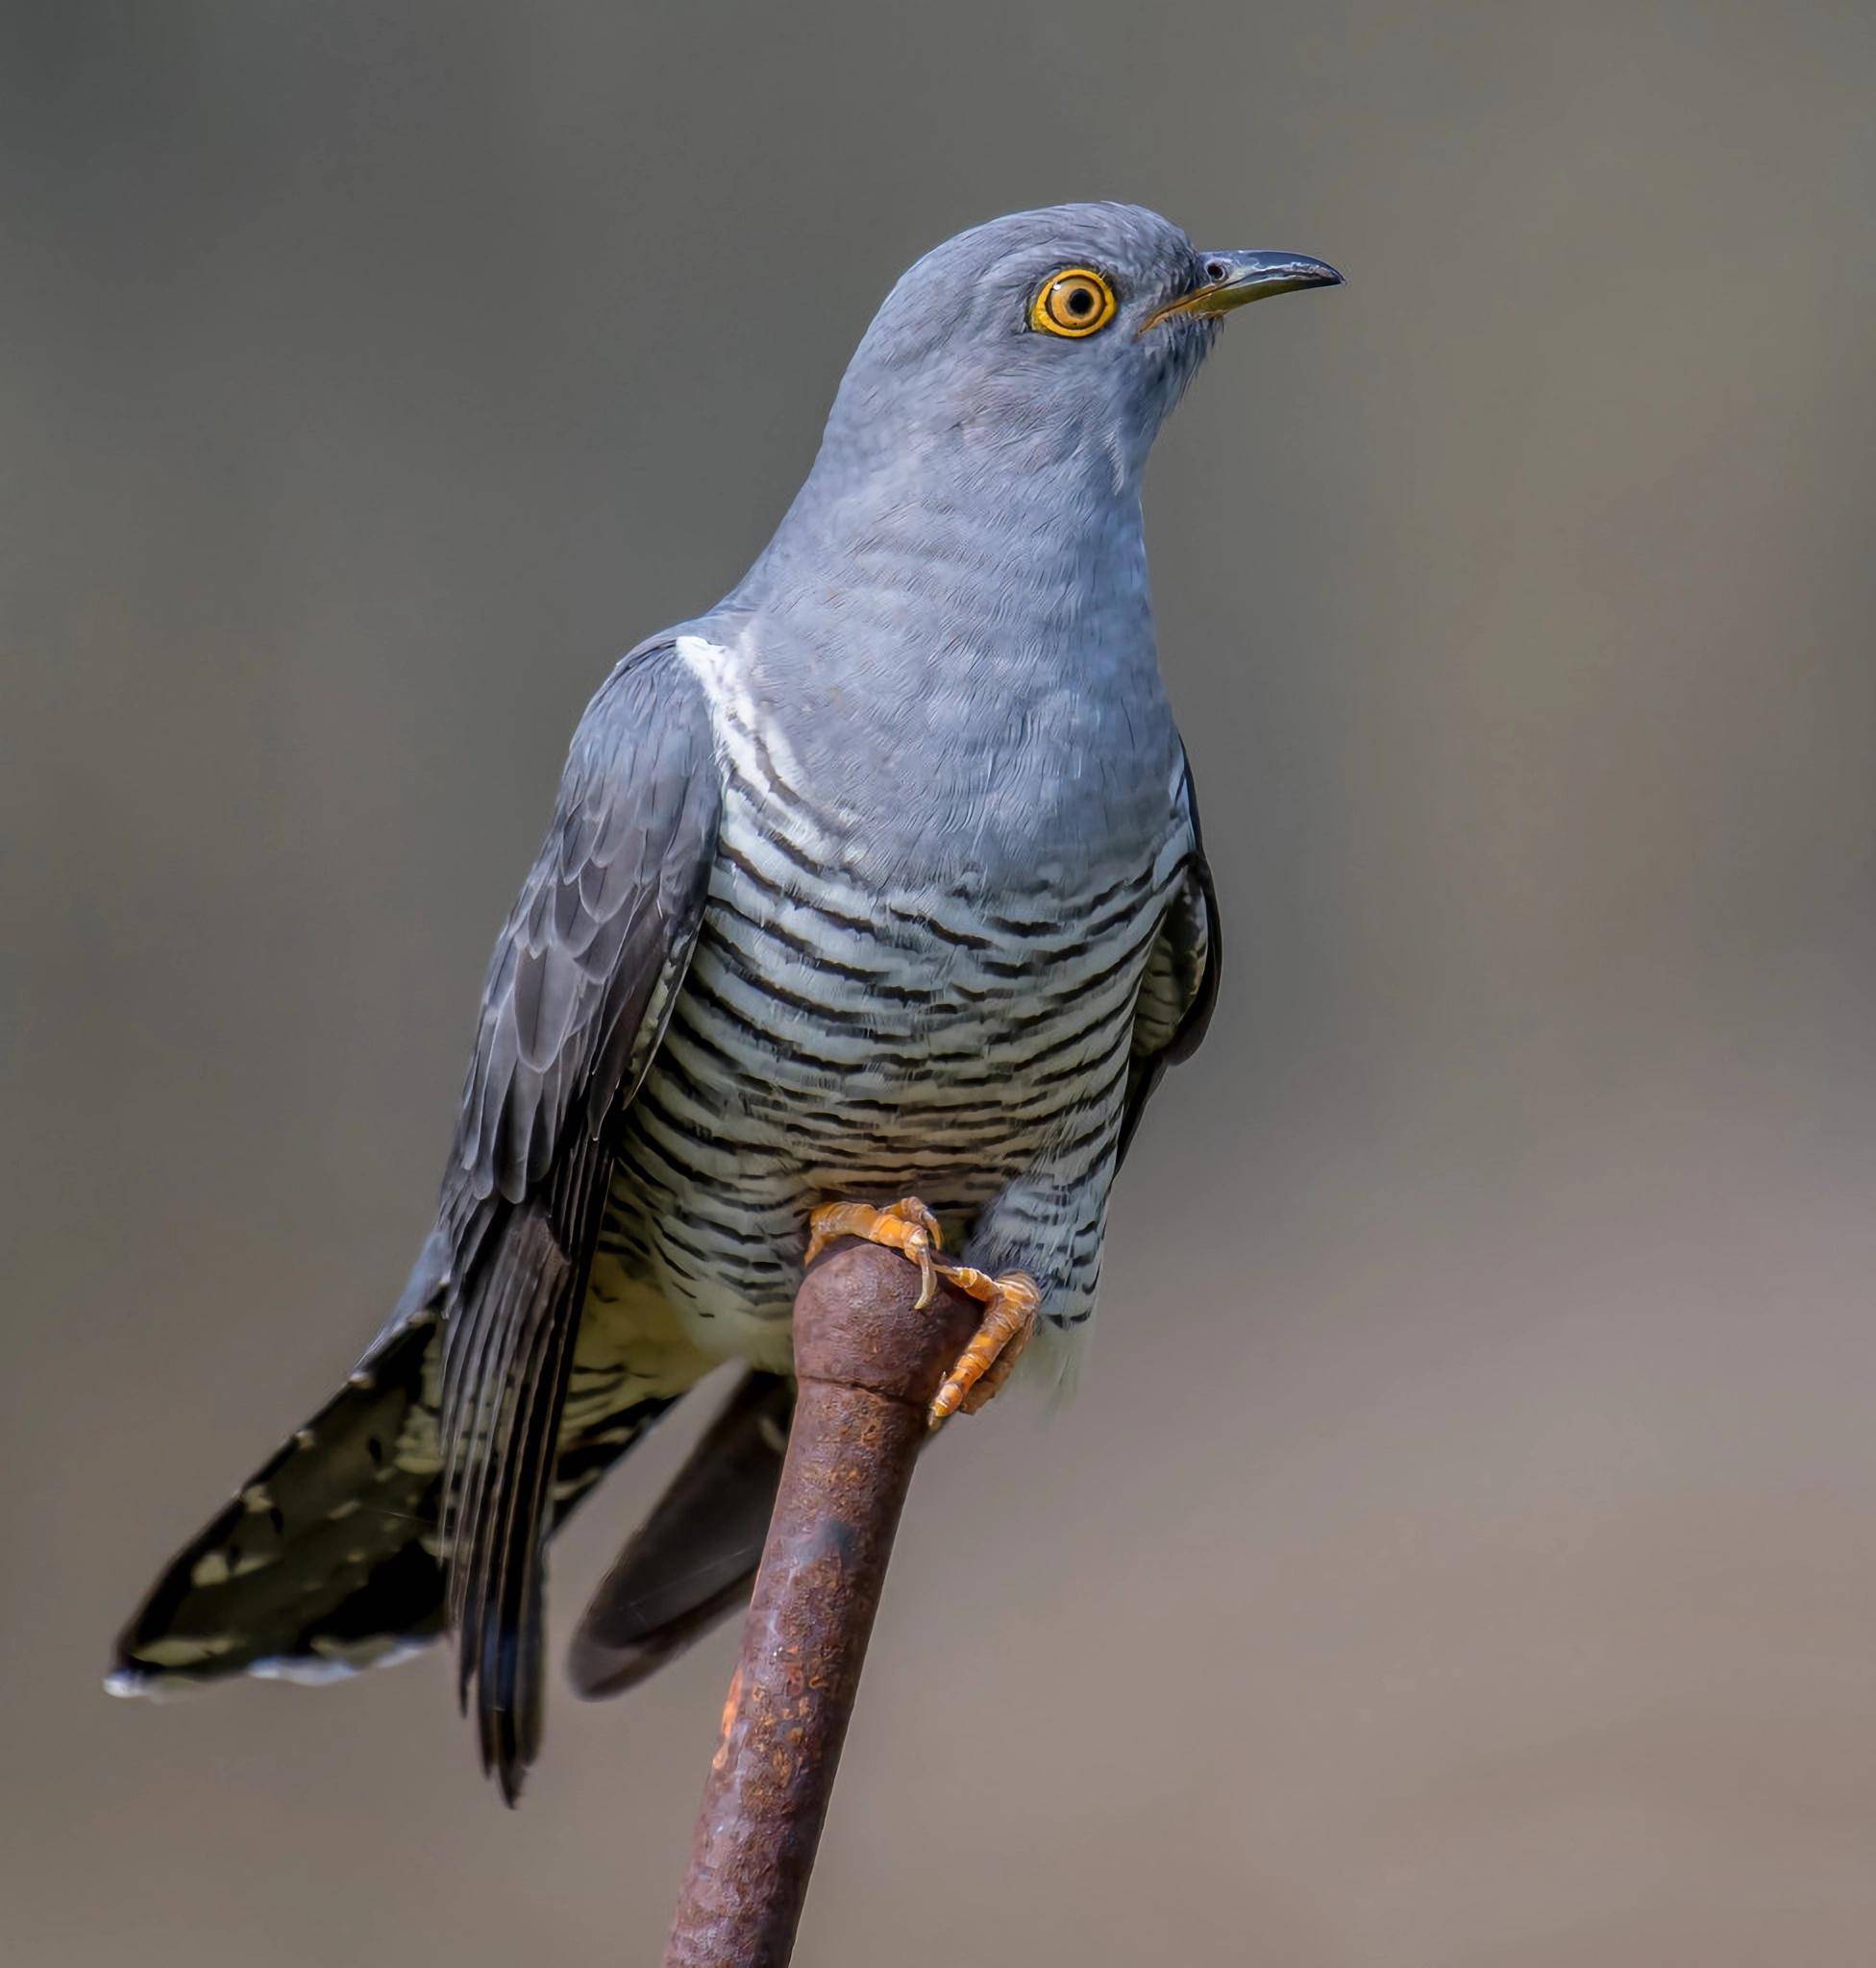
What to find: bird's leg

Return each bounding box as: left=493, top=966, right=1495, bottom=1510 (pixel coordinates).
left=804, top=1199, right=1041, bottom=1430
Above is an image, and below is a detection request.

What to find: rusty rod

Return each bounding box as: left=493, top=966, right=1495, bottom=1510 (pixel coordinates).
left=662, top=1237, right=983, bottom=1968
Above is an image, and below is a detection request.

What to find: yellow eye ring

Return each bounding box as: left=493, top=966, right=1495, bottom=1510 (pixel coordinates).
left=1030, top=267, right=1118, bottom=338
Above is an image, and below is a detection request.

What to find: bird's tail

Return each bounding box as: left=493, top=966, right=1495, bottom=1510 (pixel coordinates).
left=108, top=1306, right=801, bottom=1709
left=107, top=1308, right=692, bottom=1699
left=111, top=1315, right=463, bottom=1693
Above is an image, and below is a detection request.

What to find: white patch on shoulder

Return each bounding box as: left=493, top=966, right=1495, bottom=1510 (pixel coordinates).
left=673, top=631, right=746, bottom=730
left=675, top=632, right=811, bottom=815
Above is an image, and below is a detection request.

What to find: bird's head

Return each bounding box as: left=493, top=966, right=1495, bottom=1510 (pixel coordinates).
left=812, top=202, right=1342, bottom=495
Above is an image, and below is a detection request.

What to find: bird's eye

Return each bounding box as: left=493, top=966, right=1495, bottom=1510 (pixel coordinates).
left=1030, top=267, right=1118, bottom=338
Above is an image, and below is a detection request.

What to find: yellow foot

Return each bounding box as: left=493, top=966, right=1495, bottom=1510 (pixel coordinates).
left=802, top=1198, right=1041, bottom=1432
left=923, top=1265, right=1041, bottom=1430
left=806, top=1197, right=942, bottom=1307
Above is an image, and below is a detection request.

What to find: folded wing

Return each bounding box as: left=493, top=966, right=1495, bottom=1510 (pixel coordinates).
left=434, top=638, right=722, bottom=1800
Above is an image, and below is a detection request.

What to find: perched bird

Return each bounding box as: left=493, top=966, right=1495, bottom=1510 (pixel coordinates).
left=111, top=203, right=1340, bottom=1799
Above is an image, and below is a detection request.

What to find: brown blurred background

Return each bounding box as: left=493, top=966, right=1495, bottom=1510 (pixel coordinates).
left=5, top=3, right=1874, bottom=1962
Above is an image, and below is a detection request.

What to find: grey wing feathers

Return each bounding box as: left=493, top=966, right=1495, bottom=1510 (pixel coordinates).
left=454, top=649, right=719, bottom=1209
left=1118, top=753, right=1221, bottom=1165
left=434, top=638, right=721, bottom=1800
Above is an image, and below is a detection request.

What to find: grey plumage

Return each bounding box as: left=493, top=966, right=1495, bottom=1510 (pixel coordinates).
left=434, top=645, right=721, bottom=1784
left=111, top=203, right=1340, bottom=1800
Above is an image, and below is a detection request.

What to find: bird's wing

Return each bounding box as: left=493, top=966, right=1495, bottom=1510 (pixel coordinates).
left=1117, top=752, right=1221, bottom=1166
left=435, top=636, right=721, bottom=1800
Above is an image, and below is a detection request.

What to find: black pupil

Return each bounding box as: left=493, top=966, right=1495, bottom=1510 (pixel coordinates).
left=1066, top=284, right=1095, bottom=316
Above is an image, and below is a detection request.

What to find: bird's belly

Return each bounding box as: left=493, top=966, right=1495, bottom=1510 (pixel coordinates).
left=596, top=789, right=1191, bottom=1367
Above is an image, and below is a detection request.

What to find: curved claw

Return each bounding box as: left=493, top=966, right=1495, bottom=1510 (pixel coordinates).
left=801, top=1202, right=1040, bottom=1428
left=805, top=1197, right=943, bottom=1309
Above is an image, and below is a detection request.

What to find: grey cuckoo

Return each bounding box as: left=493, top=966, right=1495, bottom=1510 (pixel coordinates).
left=110, top=203, right=1341, bottom=1800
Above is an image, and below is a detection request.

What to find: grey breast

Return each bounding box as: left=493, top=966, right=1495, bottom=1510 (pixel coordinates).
left=597, top=628, right=1193, bottom=1343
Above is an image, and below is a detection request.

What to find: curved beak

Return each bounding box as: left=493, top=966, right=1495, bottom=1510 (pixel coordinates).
left=1141, top=251, right=1343, bottom=333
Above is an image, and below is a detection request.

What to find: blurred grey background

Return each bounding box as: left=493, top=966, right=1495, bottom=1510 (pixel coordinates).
left=5, top=3, right=1874, bottom=1962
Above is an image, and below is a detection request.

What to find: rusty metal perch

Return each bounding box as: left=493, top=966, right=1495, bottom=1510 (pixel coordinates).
left=661, top=1237, right=984, bottom=1968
